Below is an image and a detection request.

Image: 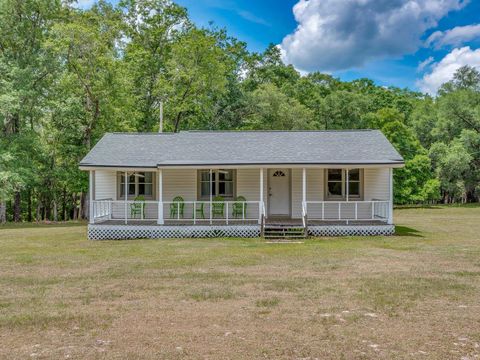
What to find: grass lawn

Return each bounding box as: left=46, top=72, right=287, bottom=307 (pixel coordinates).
left=1, top=206, right=480, bottom=359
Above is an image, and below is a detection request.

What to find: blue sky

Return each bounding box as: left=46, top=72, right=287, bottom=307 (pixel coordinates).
left=176, top=0, right=480, bottom=93
left=80, top=0, right=480, bottom=93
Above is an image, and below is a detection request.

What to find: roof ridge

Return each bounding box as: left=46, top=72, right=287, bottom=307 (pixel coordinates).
left=104, top=129, right=378, bottom=135
left=181, top=129, right=376, bottom=133
left=106, top=132, right=176, bottom=135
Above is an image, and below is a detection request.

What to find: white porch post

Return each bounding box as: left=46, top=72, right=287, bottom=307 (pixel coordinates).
left=259, top=168, right=264, bottom=224
left=209, top=169, right=213, bottom=225
left=157, top=169, right=164, bottom=225
left=346, top=168, right=349, bottom=202
left=124, top=171, right=128, bottom=225
left=302, top=168, right=307, bottom=226
left=89, top=170, right=94, bottom=224
left=302, top=167, right=306, bottom=205
left=345, top=168, right=349, bottom=224
left=388, top=167, right=393, bottom=225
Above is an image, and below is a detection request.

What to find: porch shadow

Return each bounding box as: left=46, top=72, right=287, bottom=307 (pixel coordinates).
left=394, top=225, right=423, bottom=237
left=395, top=205, right=442, bottom=210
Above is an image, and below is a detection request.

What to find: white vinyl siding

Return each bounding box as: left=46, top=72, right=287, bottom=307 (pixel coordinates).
left=163, top=169, right=197, bottom=201
left=236, top=169, right=267, bottom=219
left=291, top=168, right=324, bottom=219
left=163, top=169, right=197, bottom=219
left=364, top=168, right=390, bottom=201
left=93, top=166, right=392, bottom=222
left=94, top=170, right=116, bottom=200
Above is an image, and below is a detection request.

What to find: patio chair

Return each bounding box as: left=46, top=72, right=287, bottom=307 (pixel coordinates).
left=130, top=195, right=145, bottom=219
left=170, top=196, right=185, bottom=219
left=194, top=202, right=205, bottom=219
left=232, top=196, right=247, bottom=218
left=211, top=196, right=225, bottom=218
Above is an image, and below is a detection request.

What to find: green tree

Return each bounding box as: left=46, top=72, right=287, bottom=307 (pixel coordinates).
left=394, top=154, right=437, bottom=204
left=242, top=83, right=314, bottom=130
left=0, top=0, right=62, bottom=221
left=409, top=96, right=440, bottom=148
left=317, top=91, right=371, bottom=130
left=429, top=141, right=473, bottom=202
left=120, top=0, right=189, bottom=131
left=439, top=65, right=480, bottom=94
left=242, top=44, right=301, bottom=100
left=158, top=28, right=229, bottom=132
left=0, top=152, right=23, bottom=223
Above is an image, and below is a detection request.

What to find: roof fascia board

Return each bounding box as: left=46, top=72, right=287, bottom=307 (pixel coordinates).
left=79, top=166, right=157, bottom=171
left=80, top=163, right=405, bottom=171
left=156, top=163, right=405, bottom=169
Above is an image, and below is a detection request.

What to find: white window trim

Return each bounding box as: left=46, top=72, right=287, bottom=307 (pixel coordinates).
left=117, top=172, right=156, bottom=200
left=325, top=169, right=363, bottom=201
left=197, top=169, right=236, bottom=200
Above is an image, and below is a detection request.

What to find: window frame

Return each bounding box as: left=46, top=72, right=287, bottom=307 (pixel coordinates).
left=324, top=169, right=363, bottom=201
left=117, top=172, right=155, bottom=200
left=197, top=169, right=236, bottom=200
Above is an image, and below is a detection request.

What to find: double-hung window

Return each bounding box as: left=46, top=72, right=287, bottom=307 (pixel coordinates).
left=198, top=169, right=235, bottom=199
left=326, top=169, right=362, bottom=200
left=118, top=172, right=154, bottom=199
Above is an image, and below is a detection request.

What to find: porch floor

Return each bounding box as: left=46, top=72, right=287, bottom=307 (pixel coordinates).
left=93, top=218, right=388, bottom=226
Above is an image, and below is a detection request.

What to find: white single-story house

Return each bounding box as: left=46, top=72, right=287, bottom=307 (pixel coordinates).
left=79, top=130, right=404, bottom=240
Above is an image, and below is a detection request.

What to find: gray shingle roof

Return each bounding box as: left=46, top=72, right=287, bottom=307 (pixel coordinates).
left=79, top=130, right=404, bottom=168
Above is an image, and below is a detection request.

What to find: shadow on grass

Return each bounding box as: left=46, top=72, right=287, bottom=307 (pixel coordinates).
left=395, top=225, right=423, bottom=237
left=0, top=221, right=87, bottom=229
left=395, top=205, right=442, bottom=210
left=395, top=203, right=480, bottom=210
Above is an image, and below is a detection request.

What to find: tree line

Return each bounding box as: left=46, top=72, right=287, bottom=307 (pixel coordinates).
left=1, top=0, right=479, bottom=223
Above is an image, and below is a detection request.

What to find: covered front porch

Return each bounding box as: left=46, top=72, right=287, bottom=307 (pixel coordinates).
left=87, top=166, right=395, bottom=239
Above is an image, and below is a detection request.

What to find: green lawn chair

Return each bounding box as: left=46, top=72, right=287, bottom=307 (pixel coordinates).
left=194, top=202, right=205, bottom=219
left=130, top=195, right=145, bottom=219
left=232, top=196, right=247, bottom=218
left=211, top=196, right=225, bottom=218
left=170, top=196, right=185, bottom=219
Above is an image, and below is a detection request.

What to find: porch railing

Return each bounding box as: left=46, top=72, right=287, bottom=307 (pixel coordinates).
left=92, top=199, right=113, bottom=220
left=304, top=200, right=390, bottom=223
left=91, top=200, right=263, bottom=225
left=92, top=200, right=389, bottom=225
left=162, top=201, right=262, bottom=224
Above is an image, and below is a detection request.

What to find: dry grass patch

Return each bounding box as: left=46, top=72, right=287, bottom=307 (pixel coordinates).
left=255, top=297, right=280, bottom=308
left=1, top=205, right=480, bottom=359
left=186, top=286, right=238, bottom=301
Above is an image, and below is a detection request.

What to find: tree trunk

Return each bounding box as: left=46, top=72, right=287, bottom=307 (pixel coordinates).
left=45, top=200, right=51, bottom=221
left=36, top=200, right=42, bottom=222
left=27, top=189, right=32, bottom=222
left=174, top=111, right=183, bottom=133
left=13, top=191, right=21, bottom=222
left=73, top=193, right=78, bottom=220
left=0, top=202, right=6, bottom=224
left=78, top=193, right=83, bottom=220
left=53, top=200, right=58, bottom=222
left=80, top=192, right=87, bottom=220
left=62, top=188, right=67, bottom=221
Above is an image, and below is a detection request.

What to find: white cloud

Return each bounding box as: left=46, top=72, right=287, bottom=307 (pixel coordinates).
left=416, top=46, right=480, bottom=94
left=417, top=56, right=435, bottom=72
left=279, top=0, right=467, bottom=72
left=426, top=24, right=480, bottom=48
left=237, top=10, right=270, bottom=27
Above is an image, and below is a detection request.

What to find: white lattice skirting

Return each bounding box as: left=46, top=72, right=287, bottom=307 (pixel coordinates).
left=88, top=224, right=261, bottom=240
left=308, top=225, right=395, bottom=237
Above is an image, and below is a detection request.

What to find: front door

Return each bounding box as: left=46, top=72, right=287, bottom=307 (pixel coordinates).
left=268, top=169, right=290, bottom=216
